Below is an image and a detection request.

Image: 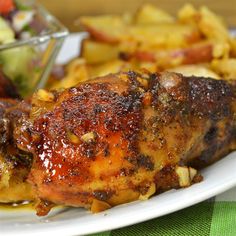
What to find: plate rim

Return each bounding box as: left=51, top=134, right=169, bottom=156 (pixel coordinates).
left=2, top=152, right=236, bottom=236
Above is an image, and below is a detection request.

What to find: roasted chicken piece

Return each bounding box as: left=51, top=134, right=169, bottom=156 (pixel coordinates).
left=0, top=99, right=34, bottom=203
left=0, top=70, right=34, bottom=203
left=14, top=71, right=236, bottom=215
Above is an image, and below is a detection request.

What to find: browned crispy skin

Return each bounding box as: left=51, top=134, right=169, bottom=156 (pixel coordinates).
left=16, top=71, right=236, bottom=214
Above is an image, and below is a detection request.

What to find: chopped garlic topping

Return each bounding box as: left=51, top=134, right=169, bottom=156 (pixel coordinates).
left=175, top=166, right=198, bottom=187
left=175, top=166, right=190, bottom=187
left=189, top=167, right=197, bottom=181
left=81, top=132, right=97, bottom=143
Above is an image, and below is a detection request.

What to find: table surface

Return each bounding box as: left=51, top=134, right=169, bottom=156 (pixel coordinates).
left=38, top=0, right=236, bottom=32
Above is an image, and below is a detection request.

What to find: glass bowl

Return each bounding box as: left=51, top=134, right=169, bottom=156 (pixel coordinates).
left=0, top=0, right=68, bottom=97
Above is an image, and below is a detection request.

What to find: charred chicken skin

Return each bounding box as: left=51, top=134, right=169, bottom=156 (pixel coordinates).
left=12, top=71, right=236, bottom=215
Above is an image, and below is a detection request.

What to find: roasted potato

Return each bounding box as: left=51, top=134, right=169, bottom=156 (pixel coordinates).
left=81, top=39, right=120, bottom=64
left=134, top=41, right=214, bottom=67
left=80, top=15, right=127, bottom=43
left=169, top=64, right=220, bottom=79
left=80, top=15, right=201, bottom=49
left=129, top=23, right=201, bottom=49
left=198, top=6, right=229, bottom=42
left=135, top=4, right=174, bottom=24
left=230, top=37, right=236, bottom=57
left=52, top=4, right=236, bottom=90
left=178, top=4, right=230, bottom=42
left=211, top=58, right=236, bottom=79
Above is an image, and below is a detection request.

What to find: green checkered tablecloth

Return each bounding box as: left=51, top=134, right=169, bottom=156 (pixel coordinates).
left=91, top=187, right=236, bottom=236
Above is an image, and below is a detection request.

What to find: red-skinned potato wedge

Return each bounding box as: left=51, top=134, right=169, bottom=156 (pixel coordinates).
left=134, top=41, right=214, bottom=67
left=129, top=23, right=201, bottom=49
left=80, top=15, right=201, bottom=48
left=80, top=15, right=127, bottom=43
left=134, top=39, right=231, bottom=68
left=79, top=24, right=202, bottom=67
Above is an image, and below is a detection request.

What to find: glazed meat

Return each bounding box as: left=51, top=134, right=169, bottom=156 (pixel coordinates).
left=0, top=71, right=33, bottom=203
left=0, top=99, right=34, bottom=203
left=0, top=69, right=34, bottom=203
left=15, top=71, right=236, bottom=215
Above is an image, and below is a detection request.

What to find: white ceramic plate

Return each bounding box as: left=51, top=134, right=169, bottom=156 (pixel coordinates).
left=1, top=34, right=236, bottom=236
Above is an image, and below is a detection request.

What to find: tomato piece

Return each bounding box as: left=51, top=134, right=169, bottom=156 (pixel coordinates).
left=0, top=0, right=15, bottom=14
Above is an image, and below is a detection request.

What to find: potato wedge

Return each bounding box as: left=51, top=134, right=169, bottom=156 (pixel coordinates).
left=198, top=6, right=229, bottom=42
left=230, top=37, right=236, bottom=57
left=81, top=39, right=120, bottom=64
left=211, top=58, right=236, bottom=79
left=72, top=3, right=236, bottom=85
left=169, top=64, right=220, bottom=79
left=80, top=15, right=200, bottom=49
left=178, top=3, right=198, bottom=25
left=178, top=4, right=230, bottom=42
left=80, top=15, right=127, bottom=43
left=135, top=41, right=214, bottom=68
left=134, top=38, right=231, bottom=69
left=135, top=4, right=174, bottom=24
left=130, top=23, right=201, bottom=49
